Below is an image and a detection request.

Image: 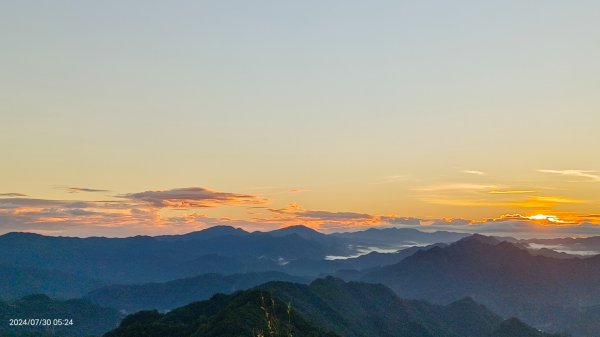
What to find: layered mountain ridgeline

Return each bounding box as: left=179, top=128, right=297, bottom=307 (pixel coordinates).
left=86, top=271, right=310, bottom=312
left=0, top=294, right=121, bottom=337
left=362, top=234, right=600, bottom=336
left=104, top=290, right=339, bottom=337
left=0, top=264, right=103, bottom=300
left=0, top=229, right=339, bottom=284
left=85, top=244, right=444, bottom=313
left=330, top=227, right=467, bottom=248
left=506, top=304, right=600, bottom=337
left=0, top=225, right=466, bottom=297
left=105, top=277, right=560, bottom=337
left=523, top=236, right=600, bottom=255
left=278, top=243, right=446, bottom=278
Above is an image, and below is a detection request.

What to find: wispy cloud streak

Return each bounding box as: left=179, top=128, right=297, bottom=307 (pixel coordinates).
left=461, top=170, right=485, bottom=176
left=67, top=187, right=110, bottom=193
left=538, top=169, right=600, bottom=182
left=0, top=193, right=27, bottom=197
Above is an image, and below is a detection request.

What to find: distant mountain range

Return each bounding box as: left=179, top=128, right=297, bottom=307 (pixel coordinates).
left=0, top=225, right=466, bottom=298
left=330, top=227, right=467, bottom=247
left=363, top=234, right=600, bottom=336
left=84, top=245, right=449, bottom=313
left=84, top=243, right=441, bottom=313
left=523, top=236, right=600, bottom=255
left=4, top=226, right=600, bottom=336
left=104, top=277, right=562, bottom=337
left=274, top=243, right=447, bottom=278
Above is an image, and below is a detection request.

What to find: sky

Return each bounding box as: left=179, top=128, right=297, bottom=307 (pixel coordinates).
left=1, top=1, right=599, bottom=237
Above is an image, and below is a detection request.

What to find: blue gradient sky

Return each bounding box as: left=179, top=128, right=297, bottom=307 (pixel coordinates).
left=1, top=1, right=599, bottom=236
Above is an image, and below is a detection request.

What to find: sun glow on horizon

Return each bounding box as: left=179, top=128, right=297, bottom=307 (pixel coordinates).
left=526, top=214, right=566, bottom=224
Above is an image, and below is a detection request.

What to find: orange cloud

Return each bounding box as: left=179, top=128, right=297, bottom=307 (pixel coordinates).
left=262, top=203, right=382, bottom=231
left=122, top=187, right=267, bottom=208
left=0, top=184, right=597, bottom=237
left=488, top=213, right=573, bottom=225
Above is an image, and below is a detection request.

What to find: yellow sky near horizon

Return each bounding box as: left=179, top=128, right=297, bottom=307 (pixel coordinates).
left=1, top=1, right=599, bottom=237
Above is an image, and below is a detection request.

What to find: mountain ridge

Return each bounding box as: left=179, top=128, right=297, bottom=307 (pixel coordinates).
left=104, top=277, right=561, bottom=337
left=363, top=234, right=600, bottom=336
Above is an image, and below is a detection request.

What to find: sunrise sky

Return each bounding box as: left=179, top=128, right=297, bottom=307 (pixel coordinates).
left=1, top=1, right=599, bottom=237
